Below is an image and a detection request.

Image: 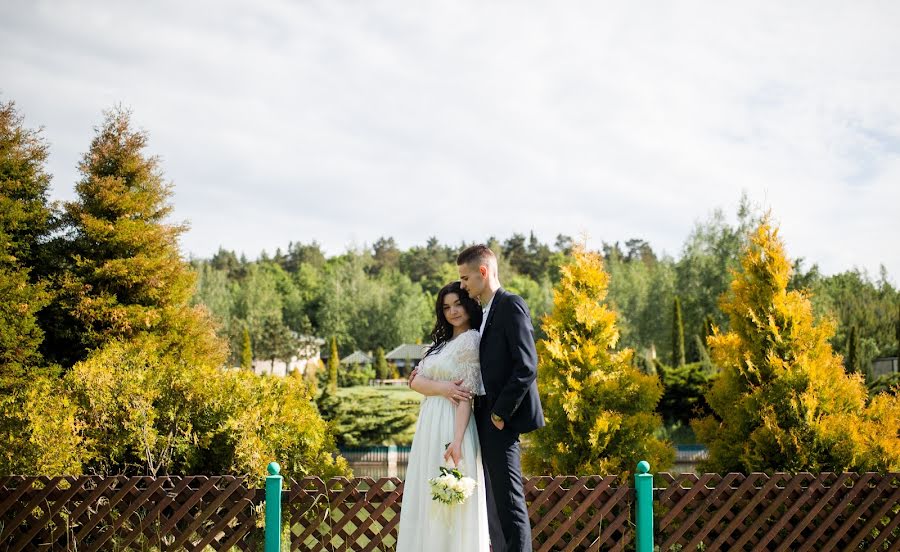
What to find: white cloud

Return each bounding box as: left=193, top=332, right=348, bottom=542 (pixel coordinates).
left=1, top=0, right=898, bottom=278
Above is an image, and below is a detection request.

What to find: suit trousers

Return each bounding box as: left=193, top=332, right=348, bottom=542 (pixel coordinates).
left=475, top=405, right=533, bottom=552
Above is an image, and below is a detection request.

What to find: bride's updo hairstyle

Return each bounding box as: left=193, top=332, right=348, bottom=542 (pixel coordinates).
left=424, top=281, right=483, bottom=358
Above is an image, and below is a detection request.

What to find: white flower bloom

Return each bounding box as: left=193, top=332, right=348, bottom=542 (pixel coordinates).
left=428, top=467, right=477, bottom=506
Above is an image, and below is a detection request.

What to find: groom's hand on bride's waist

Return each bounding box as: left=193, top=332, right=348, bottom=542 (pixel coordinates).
left=439, top=379, right=470, bottom=406
left=408, top=368, right=471, bottom=405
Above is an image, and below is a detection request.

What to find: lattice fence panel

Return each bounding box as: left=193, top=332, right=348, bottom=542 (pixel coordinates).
left=286, top=477, right=403, bottom=552
left=656, top=471, right=900, bottom=551
left=526, top=475, right=634, bottom=552
left=0, top=475, right=264, bottom=551
left=285, top=476, right=634, bottom=551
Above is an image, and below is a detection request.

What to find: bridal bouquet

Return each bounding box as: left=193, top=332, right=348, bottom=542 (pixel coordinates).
left=428, top=465, right=476, bottom=506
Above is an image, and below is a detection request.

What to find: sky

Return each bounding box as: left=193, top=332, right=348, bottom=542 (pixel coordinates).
left=2, top=1, right=899, bottom=279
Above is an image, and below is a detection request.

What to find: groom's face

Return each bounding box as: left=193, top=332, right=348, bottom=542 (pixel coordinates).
left=457, top=262, right=487, bottom=302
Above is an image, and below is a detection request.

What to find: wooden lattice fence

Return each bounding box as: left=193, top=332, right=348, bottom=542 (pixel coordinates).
left=2, top=472, right=898, bottom=551
left=656, top=472, right=900, bottom=551
left=285, top=475, right=634, bottom=552
left=0, top=475, right=263, bottom=551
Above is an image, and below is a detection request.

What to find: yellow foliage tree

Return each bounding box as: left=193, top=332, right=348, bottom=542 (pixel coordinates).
left=523, top=245, right=673, bottom=476
left=222, top=370, right=350, bottom=482
left=68, top=336, right=350, bottom=480
left=693, top=218, right=900, bottom=473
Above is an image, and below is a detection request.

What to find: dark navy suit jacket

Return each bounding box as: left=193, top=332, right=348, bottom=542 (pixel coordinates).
left=479, top=288, right=545, bottom=434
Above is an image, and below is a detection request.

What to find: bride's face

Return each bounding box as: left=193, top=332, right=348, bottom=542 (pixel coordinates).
left=442, top=292, right=471, bottom=329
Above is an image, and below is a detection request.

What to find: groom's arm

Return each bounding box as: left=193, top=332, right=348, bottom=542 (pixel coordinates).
left=492, top=295, right=538, bottom=422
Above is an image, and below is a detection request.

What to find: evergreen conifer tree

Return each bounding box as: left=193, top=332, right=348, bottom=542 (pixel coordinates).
left=49, top=107, right=202, bottom=364
left=672, top=297, right=686, bottom=367
left=241, top=326, right=253, bottom=369
left=523, top=245, right=673, bottom=476
left=374, top=346, right=389, bottom=380
left=0, top=101, right=81, bottom=475
left=846, top=325, right=858, bottom=374
left=693, top=219, right=900, bottom=472
left=327, top=337, right=339, bottom=394
left=0, top=101, right=53, bottom=386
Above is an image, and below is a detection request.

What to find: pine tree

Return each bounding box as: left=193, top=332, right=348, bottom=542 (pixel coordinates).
left=846, top=325, right=858, bottom=374
left=693, top=218, right=900, bottom=473
left=523, top=245, right=673, bottom=476
left=672, top=297, right=686, bottom=367
left=374, top=346, right=390, bottom=380
left=51, top=107, right=197, bottom=364
left=241, top=326, right=253, bottom=369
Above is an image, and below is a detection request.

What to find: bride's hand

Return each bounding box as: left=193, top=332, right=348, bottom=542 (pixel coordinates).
left=443, top=441, right=463, bottom=467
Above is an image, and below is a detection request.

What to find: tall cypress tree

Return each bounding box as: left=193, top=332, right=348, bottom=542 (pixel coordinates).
left=846, top=325, right=858, bottom=374
left=672, top=297, right=686, bottom=367
left=327, top=337, right=339, bottom=394
left=241, top=326, right=253, bottom=369
left=373, top=346, right=389, bottom=380
left=523, top=245, right=673, bottom=476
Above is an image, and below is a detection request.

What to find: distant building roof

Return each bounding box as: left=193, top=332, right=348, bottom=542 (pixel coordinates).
left=385, top=344, right=429, bottom=361
left=341, top=351, right=373, bottom=365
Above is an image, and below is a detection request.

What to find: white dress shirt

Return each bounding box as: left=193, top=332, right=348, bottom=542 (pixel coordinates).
left=479, top=291, right=496, bottom=335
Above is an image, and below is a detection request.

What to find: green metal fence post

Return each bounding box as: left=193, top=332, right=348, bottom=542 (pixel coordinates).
left=265, top=462, right=283, bottom=552
left=635, top=460, right=654, bottom=552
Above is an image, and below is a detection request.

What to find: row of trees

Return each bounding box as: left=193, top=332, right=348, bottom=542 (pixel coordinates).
left=193, top=197, right=898, bottom=382
left=0, top=101, right=348, bottom=479
left=604, top=201, right=899, bottom=379
left=192, top=236, right=561, bottom=366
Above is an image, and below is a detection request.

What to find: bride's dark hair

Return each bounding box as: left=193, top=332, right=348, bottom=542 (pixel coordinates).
left=424, top=281, right=483, bottom=358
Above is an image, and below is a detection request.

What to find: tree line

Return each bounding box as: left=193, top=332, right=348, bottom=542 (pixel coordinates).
left=193, top=198, right=899, bottom=384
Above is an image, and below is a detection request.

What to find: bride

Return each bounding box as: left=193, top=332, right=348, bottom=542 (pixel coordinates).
left=396, top=281, right=491, bottom=552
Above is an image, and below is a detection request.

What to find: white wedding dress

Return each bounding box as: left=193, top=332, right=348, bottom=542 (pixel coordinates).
left=396, top=329, right=490, bottom=552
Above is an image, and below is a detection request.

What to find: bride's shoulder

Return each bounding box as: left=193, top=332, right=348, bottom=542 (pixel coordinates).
left=461, top=329, right=481, bottom=349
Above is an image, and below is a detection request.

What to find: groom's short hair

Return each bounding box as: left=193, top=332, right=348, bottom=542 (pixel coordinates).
left=457, top=244, right=497, bottom=272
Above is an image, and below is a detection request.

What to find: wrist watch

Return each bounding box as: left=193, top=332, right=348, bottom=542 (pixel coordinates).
left=491, top=413, right=503, bottom=424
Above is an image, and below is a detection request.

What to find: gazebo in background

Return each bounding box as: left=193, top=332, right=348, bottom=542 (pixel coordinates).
left=340, top=350, right=373, bottom=366
left=385, top=343, right=428, bottom=376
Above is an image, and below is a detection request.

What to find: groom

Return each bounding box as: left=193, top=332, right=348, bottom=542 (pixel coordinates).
left=458, top=244, right=544, bottom=552
left=409, top=244, right=544, bottom=551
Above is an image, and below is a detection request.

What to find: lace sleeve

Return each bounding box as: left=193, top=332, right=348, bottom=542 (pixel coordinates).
left=455, top=331, right=484, bottom=395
